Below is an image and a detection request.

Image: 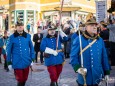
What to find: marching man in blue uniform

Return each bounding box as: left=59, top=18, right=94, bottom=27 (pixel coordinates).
left=6, top=22, right=35, bottom=86
left=0, top=31, right=9, bottom=71
left=2, top=31, right=9, bottom=71
left=40, top=25, right=68, bottom=86
left=70, top=15, right=110, bottom=86
left=0, top=30, right=3, bottom=63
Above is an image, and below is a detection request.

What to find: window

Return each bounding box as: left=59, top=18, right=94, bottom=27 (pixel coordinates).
left=26, top=10, right=34, bottom=24
left=11, top=11, right=15, bottom=24
left=16, top=10, right=24, bottom=23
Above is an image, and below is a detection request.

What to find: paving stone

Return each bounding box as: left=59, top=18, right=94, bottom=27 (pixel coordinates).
left=0, top=59, right=115, bottom=86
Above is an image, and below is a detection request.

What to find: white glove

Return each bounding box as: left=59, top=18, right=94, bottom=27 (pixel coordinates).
left=105, top=75, right=109, bottom=81
left=77, top=68, right=87, bottom=75
left=37, top=40, right=40, bottom=43
left=60, top=30, right=67, bottom=38
left=45, top=47, right=58, bottom=56
left=8, top=65, right=12, bottom=71
left=3, top=45, right=6, bottom=49
left=53, top=51, right=58, bottom=56
left=57, top=27, right=62, bottom=32
left=31, top=61, right=34, bottom=66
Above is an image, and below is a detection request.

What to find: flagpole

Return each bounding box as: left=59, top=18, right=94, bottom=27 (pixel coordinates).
left=56, top=0, right=64, bottom=50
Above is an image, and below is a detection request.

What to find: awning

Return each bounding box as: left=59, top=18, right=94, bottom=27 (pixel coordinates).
left=43, top=11, right=59, bottom=16
left=54, top=5, right=81, bottom=11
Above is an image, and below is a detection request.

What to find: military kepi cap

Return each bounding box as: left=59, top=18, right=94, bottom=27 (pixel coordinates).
left=85, top=13, right=97, bottom=25
left=15, top=21, right=24, bottom=26
left=48, top=25, right=57, bottom=31
left=85, top=18, right=97, bottom=25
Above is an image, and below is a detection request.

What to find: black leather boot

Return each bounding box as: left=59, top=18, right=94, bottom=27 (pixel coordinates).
left=4, top=60, right=9, bottom=72
left=17, top=82, right=24, bottom=86
left=23, top=82, right=26, bottom=86
left=0, top=55, right=2, bottom=63
left=50, top=82, right=57, bottom=86
left=56, top=82, right=58, bottom=86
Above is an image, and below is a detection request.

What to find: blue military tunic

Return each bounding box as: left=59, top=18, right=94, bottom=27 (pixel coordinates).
left=6, top=31, right=35, bottom=69
left=2, top=36, right=9, bottom=55
left=0, top=37, right=4, bottom=48
left=0, top=37, right=6, bottom=55
left=70, top=34, right=110, bottom=85
left=40, top=35, right=68, bottom=66
left=71, top=32, right=78, bottom=43
left=71, top=31, right=82, bottom=46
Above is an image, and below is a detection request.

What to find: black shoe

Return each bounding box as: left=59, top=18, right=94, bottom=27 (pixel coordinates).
left=50, top=82, right=58, bottom=86
left=23, top=82, right=26, bottom=86
left=35, top=60, right=38, bottom=63
left=56, top=82, right=58, bottom=86
left=42, top=61, right=44, bottom=63
left=6, top=68, right=9, bottom=72
left=4, top=60, right=8, bottom=70
left=17, top=82, right=22, bottom=86
left=17, top=82, right=25, bottom=86
left=0, top=56, right=2, bottom=63
left=41, top=61, right=44, bottom=64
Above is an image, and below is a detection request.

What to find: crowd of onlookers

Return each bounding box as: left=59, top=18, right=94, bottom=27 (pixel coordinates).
left=0, top=12, right=115, bottom=72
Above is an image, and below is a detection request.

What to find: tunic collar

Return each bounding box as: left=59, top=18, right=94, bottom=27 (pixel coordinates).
left=46, top=34, right=57, bottom=38
left=14, top=30, right=27, bottom=38
left=83, top=31, right=99, bottom=40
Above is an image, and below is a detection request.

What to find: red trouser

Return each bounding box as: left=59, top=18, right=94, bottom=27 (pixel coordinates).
left=14, top=67, right=29, bottom=83
left=0, top=48, right=6, bottom=60
left=47, top=64, right=63, bottom=82
left=0, top=48, right=1, bottom=63
left=3, top=54, right=6, bottom=60
left=0, top=48, right=2, bottom=54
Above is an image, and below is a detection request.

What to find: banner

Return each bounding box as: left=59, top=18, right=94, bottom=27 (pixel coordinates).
left=95, top=1, right=107, bottom=23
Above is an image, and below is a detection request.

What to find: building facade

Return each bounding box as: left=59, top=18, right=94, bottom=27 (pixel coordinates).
left=0, top=0, right=111, bottom=30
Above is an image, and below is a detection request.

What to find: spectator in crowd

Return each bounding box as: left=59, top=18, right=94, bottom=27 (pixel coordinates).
left=33, top=26, right=44, bottom=63
left=31, top=23, right=34, bottom=33
left=26, top=22, right=31, bottom=33
left=107, top=18, right=115, bottom=66
left=3, top=30, right=9, bottom=71
left=0, top=30, right=3, bottom=63
left=63, top=23, right=71, bottom=58
left=66, top=28, right=76, bottom=58
left=100, top=22, right=110, bottom=57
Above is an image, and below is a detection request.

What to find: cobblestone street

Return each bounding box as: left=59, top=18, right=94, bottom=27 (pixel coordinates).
left=0, top=59, right=77, bottom=86
left=0, top=0, right=115, bottom=86
left=0, top=59, right=115, bottom=86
